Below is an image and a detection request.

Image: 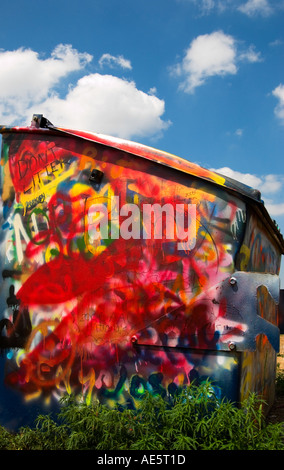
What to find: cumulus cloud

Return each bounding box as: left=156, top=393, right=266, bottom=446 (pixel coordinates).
left=174, top=31, right=237, bottom=93
left=173, top=31, right=261, bottom=93
left=272, top=84, right=284, bottom=124
left=29, top=74, right=171, bottom=138
left=0, top=44, right=92, bottom=122
left=212, top=167, right=283, bottom=193
left=238, top=0, right=273, bottom=17
left=211, top=166, right=284, bottom=216
left=0, top=44, right=170, bottom=140
left=98, top=53, right=132, bottom=70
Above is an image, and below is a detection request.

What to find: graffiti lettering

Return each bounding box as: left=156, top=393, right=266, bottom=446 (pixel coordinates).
left=0, top=130, right=281, bottom=428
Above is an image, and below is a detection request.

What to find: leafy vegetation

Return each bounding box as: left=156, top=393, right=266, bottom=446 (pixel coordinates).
left=276, top=366, right=284, bottom=396
left=1, top=376, right=283, bottom=451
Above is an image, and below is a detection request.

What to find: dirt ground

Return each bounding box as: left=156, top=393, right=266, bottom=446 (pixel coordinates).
left=267, top=335, right=284, bottom=424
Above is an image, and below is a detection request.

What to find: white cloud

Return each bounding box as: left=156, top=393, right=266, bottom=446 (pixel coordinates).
left=235, top=128, right=244, bottom=137
left=0, top=44, right=170, bottom=140
left=174, top=31, right=237, bottom=93
left=0, top=44, right=92, bottom=121
left=181, top=0, right=275, bottom=16
left=28, top=74, right=171, bottom=139
left=238, top=0, right=273, bottom=17
left=238, top=44, right=262, bottom=63
left=257, top=174, right=283, bottom=194
left=99, top=53, right=132, bottom=70
left=211, top=166, right=284, bottom=216
left=211, top=166, right=283, bottom=193
left=173, top=31, right=261, bottom=93
left=211, top=166, right=263, bottom=188
left=272, top=84, right=284, bottom=124
left=264, top=202, right=284, bottom=216
left=269, top=39, right=283, bottom=47
left=148, top=87, right=158, bottom=95
left=191, top=0, right=216, bottom=13
left=182, top=0, right=234, bottom=14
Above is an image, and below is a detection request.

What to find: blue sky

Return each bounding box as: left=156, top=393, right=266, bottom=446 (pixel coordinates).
left=0, top=0, right=284, bottom=282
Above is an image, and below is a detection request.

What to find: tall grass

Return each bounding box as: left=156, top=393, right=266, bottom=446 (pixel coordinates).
left=1, top=378, right=283, bottom=450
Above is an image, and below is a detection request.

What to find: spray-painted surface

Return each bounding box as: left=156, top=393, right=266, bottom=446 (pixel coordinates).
left=0, top=117, right=283, bottom=429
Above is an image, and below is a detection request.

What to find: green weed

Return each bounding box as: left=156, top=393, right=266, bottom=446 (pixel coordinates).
left=0, top=378, right=283, bottom=450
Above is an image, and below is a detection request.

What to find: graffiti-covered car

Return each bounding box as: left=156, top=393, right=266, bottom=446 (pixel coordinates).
left=0, top=115, right=283, bottom=429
